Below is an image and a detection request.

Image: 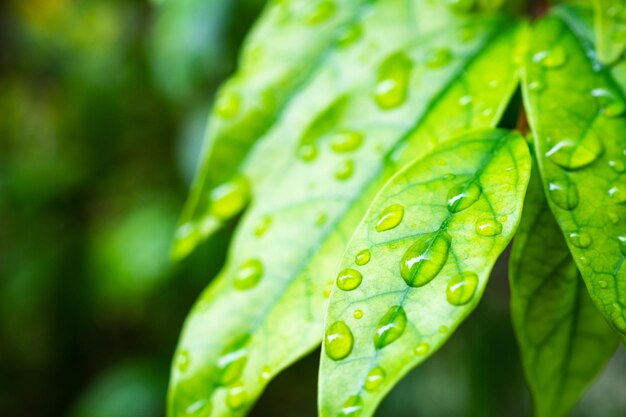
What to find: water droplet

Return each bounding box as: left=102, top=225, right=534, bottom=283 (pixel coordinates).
left=439, top=325, right=449, bottom=334
left=400, top=232, right=451, bottom=287
left=374, top=52, right=413, bottom=110
left=569, top=231, right=592, bottom=249
left=353, top=309, right=364, bottom=319
left=331, top=131, right=364, bottom=153
left=215, top=91, right=241, bottom=118
left=599, top=279, right=609, bottom=289
left=355, top=249, right=371, bottom=266
left=447, top=181, right=482, bottom=213
left=325, top=321, right=354, bottom=360
left=459, top=95, right=472, bottom=106
left=609, top=210, right=621, bottom=224
left=336, top=268, right=363, bottom=291
left=340, top=395, right=363, bottom=417
left=298, top=144, right=318, bottom=162
left=306, top=0, right=336, bottom=25
left=374, top=305, right=407, bottom=349
left=185, top=400, right=211, bottom=417
left=415, top=343, right=430, bottom=355
left=609, top=159, right=626, bottom=173
left=547, top=179, right=579, bottom=210
left=226, top=382, right=247, bottom=409
left=364, top=366, right=386, bottom=392
left=316, top=213, right=329, bottom=227
left=580, top=256, right=590, bottom=266
left=545, top=136, right=603, bottom=170
left=210, top=177, right=250, bottom=219
left=335, top=159, right=354, bottom=180
left=533, top=46, right=567, bottom=69
left=217, top=336, right=250, bottom=385
left=425, top=47, right=453, bottom=69
left=528, top=81, right=545, bottom=92
left=446, top=272, right=479, bottom=306
left=177, top=349, right=191, bottom=372
left=260, top=366, right=272, bottom=381
left=475, top=217, right=502, bottom=237
left=592, top=88, right=626, bottom=117
left=375, top=204, right=405, bottom=232
left=338, top=24, right=363, bottom=48
left=608, top=185, right=626, bottom=204
left=234, top=259, right=264, bottom=290
left=618, top=236, right=626, bottom=256
left=254, top=215, right=272, bottom=237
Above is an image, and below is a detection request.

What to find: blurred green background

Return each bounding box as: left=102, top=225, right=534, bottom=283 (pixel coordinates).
left=0, top=1, right=624, bottom=416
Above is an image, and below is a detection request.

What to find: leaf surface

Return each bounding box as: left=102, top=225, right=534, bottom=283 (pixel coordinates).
left=523, top=10, right=626, bottom=341
left=169, top=7, right=523, bottom=417
left=593, top=0, right=626, bottom=65
left=319, top=129, right=531, bottom=417
left=510, top=163, right=618, bottom=417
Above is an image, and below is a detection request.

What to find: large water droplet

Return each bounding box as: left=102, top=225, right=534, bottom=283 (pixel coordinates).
left=447, top=181, right=482, bottom=213
left=355, top=249, right=371, bottom=266
left=217, top=336, right=250, bottom=385
left=306, top=0, right=336, bottom=25
left=592, top=88, right=626, bottom=118
left=374, top=52, right=413, bottom=110
left=374, top=305, right=407, bottom=349
left=341, top=395, right=363, bottom=417
left=336, top=268, right=363, bottom=291
left=547, top=179, right=579, bottom=210
left=533, top=46, right=567, bottom=69
left=446, top=272, right=479, bottom=306
left=234, top=259, right=264, bottom=290
left=364, top=366, right=386, bottom=392
left=545, top=136, right=603, bottom=170
left=226, top=382, right=247, bottom=409
left=425, top=47, right=453, bottom=69
left=331, top=131, right=364, bottom=153
left=475, top=217, right=502, bottom=237
left=210, top=177, right=250, bottom=219
left=569, top=231, right=592, bottom=249
left=325, top=321, right=354, bottom=360
left=375, top=204, right=405, bottom=232
left=335, top=159, right=354, bottom=181
left=400, top=232, right=451, bottom=287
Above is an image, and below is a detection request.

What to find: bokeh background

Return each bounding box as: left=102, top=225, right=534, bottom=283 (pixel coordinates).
left=1, top=1, right=624, bottom=416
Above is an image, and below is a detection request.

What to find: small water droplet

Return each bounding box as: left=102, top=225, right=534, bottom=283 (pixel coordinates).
left=609, top=159, right=626, bottom=173
left=177, top=349, right=191, bottom=372
left=609, top=210, right=621, bottom=224
left=415, top=343, right=430, bottom=355
left=592, top=88, right=626, bottom=118
left=260, top=366, right=272, bottom=381
left=335, top=159, right=354, bottom=180
left=355, top=249, right=371, bottom=265
left=306, top=0, right=336, bottom=25
left=254, top=215, right=273, bottom=237
left=375, top=204, right=405, bottom=232
left=210, top=177, right=250, bottom=219
left=338, top=24, right=363, bottom=48
left=459, top=95, right=472, bottom=106
left=608, top=185, right=626, bottom=204
left=341, top=395, right=363, bottom=417
left=400, top=232, right=451, bottom=287
left=353, top=309, right=364, bottom=319
left=599, top=279, right=609, bottom=289
left=475, top=217, right=502, bottom=237
left=547, top=179, right=579, bottom=210
left=545, top=136, right=603, bottom=170
left=234, top=259, right=264, bottom=290
left=618, top=236, right=626, bottom=256
left=447, top=181, right=482, bottom=213
left=217, top=336, right=250, bottom=385
left=336, top=268, right=363, bottom=291
left=446, top=272, right=479, bottom=306
left=528, top=81, right=545, bottom=92
left=185, top=400, right=211, bottom=417
left=331, top=131, right=364, bottom=153
left=374, top=306, right=407, bottom=349
left=439, top=325, right=449, bottom=334
left=533, top=46, right=567, bottom=69
left=569, top=231, right=592, bottom=249
left=215, top=91, right=241, bottom=118
left=325, top=321, right=354, bottom=360
left=298, top=144, right=318, bottom=162
left=226, top=382, right=247, bottom=409
left=364, top=366, right=386, bottom=392
left=425, top=47, right=453, bottom=69
left=580, top=256, right=590, bottom=266
left=374, top=52, right=413, bottom=110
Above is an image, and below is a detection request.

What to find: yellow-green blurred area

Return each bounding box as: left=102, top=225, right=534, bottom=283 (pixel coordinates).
left=1, top=1, right=626, bottom=417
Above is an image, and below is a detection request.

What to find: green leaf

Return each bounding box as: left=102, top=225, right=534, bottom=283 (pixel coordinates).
left=169, top=7, right=523, bottom=417
left=522, top=11, right=626, bottom=341
left=171, top=0, right=370, bottom=260
left=593, top=0, right=626, bottom=65
left=509, top=162, right=619, bottom=417
left=319, top=129, right=531, bottom=417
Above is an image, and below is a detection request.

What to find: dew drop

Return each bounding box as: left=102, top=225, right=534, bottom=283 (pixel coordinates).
left=234, top=259, right=264, bottom=290
left=374, top=306, right=407, bottom=349
left=618, top=236, right=626, bottom=256
left=475, top=217, right=502, bottom=237
left=298, top=144, right=318, bottom=162
left=439, top=325, right=449, bottom=334
left=374, top=52, right=413, bottom=110
left=375, top=204, right=405, bottom=232
left=608, top=185, right=626, bottom=204
left=446, top=272, right=479, bottom=306
left=177, top=349, right=191, bottom=373
left=260, top=366, right=272, bottom=381
left=569, top=231, right=592, bottom=249
left=353, top=309, right=364, bottom=320
left=335, top=159, right=354, bottom=181
left=338, top=24, right=363, bottom=48
left=364, top=366, right=386, bottom=392
left=545, top=136, right=603, bottom=170
left=459, top=95, right=472, bottom=106
left=447, top=181, right=482, bottom=213
left=210, top=177, right=250, bottom=219
left=215, top=91, right=241, bottom=118
left=306, top=0, right=336, bottom=25
left=217, top=336, right=250, bottom=385
left=592, top=88, right=626, bottom=118
left=355, top=249, right=371, bottom=266
left=331, top=131, right=364, bottom=153
left=598, top=279, right=608, bottom=289
left=226, top=382, right=247, bottom=410
left=415, top=343, right=430, bottom=355
left=547, top=179, right=579, bottom=210
left=533, top=46, right=567, bottom=69
left=609, top=210, right=621, bottom=224
left=609, top=159, right=626, bottom=173
left=185, top=400, right=212, bottom=417
left=425, top=47, right=453, bottom=69
left=325, top=321, right=354, bottom=360
left=400, top=232, right=451, bottom=287
left=528, top=81, right=545, bottom=92
left=340, top=395, right=363, bottom=417
left=254, top=215, right=273, bottom=237
left=336, top=268, right=363, bottom=291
